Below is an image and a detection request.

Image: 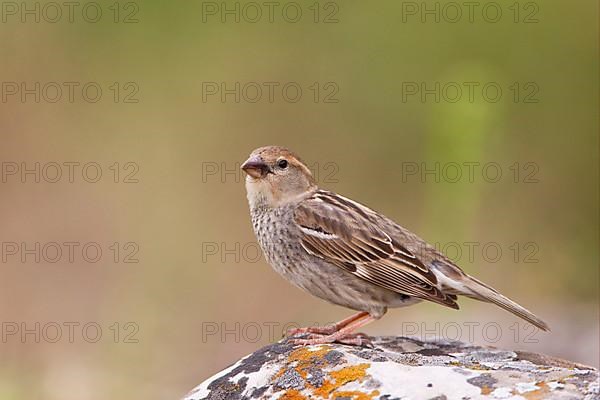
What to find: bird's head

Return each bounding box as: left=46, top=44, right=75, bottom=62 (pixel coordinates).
left=241, top=146, right=317, bottom=208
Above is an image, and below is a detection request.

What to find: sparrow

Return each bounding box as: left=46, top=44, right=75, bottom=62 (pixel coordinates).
left=241, top=146, right=549, bottom=346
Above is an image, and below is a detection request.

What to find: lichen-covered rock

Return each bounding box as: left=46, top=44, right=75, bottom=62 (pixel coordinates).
left=183, top=337, right=598, bottom=400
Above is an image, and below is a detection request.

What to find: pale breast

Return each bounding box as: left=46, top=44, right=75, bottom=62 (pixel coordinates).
left=251, top=204, right=304, bottom=276
left=249, top=204, right=415, bottom=317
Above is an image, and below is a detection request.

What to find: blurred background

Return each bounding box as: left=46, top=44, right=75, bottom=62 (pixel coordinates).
left=0, top=1, right=598, bottom=399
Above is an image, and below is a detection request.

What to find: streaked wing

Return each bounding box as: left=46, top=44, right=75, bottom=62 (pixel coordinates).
left=294, top=190, right=458, bottom=309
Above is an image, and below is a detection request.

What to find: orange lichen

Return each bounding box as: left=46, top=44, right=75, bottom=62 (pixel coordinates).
left=288, top=345, right=332, bottom=364
left=522, top=382, right=550, bottom=400
left=273, top=347, right=376, bottom=399
left=273, top=367, right=287, bottom=379
left=280, top=389, right=307, bottom=400
left=330, top=364, right=370, bottom=385
left=468, top=363, right=491, bottom=371
left=480, top=386, right=493, bottom=395
left=314, top=364, right=371, bottom=398
left=287, top=345, right=334, bottom=378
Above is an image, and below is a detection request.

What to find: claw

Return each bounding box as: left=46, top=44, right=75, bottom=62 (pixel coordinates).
left=284, top=312, right=376, bottom=347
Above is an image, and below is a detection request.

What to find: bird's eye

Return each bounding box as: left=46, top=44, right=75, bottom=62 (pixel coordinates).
left=278, top=159, right=288, bottom=169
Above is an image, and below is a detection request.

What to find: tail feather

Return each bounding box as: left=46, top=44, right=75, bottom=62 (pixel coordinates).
left=464, top=276, right=550, bottom=331
left=431, top=262, right=550, bottom=331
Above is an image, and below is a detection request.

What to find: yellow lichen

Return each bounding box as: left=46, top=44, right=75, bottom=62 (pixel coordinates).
left=280, top=389, right=307, bottom=400
left=273, top=367, right=287, bottom=379
left=480, top=386, right=493, bottom=395
left=314, top=364, right=371, bottom=398
left=468, top=363, right=492, bottom=371
left=288, top=345, right=332, bottom=365
left=288, top=345, right=338, bottom=379
left=521, top=382, right=550, bottom=400
left=330, top=364, right=370, bottom=385
left=274, top=347, right=376, bottom=399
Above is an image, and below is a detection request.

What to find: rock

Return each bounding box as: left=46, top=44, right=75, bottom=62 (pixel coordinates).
left=182, top=336, right=598, bottom=400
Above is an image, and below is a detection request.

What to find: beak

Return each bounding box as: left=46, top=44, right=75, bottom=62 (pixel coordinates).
left=241, top=156, right=270, bottom=179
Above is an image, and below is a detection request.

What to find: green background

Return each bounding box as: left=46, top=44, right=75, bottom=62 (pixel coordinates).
left=0, top=1, right=598, bottom=399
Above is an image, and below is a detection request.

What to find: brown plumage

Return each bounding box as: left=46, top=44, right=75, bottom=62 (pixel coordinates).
left=241, top=146, right=549, bottom=346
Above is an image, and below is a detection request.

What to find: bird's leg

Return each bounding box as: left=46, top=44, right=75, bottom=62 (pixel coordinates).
left=285, top=311, right=369, bottom=337
left=291, top=313, right=376, bottom=346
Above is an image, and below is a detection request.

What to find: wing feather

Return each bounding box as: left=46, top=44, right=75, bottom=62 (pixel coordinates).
left=295, top=190, right=458, bottom=309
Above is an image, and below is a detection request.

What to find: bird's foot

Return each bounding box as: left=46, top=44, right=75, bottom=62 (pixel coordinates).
left=289, top=331, right=373, bottom=347
left=285, top=324, right=338, bottom=337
